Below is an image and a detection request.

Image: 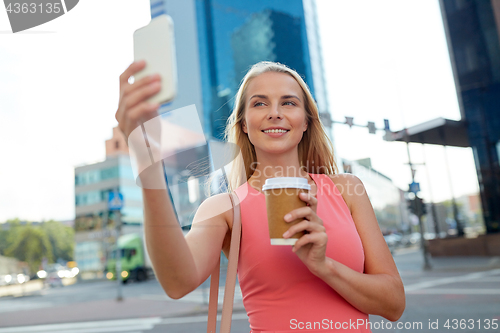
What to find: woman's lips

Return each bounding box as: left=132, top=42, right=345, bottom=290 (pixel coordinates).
left=262, top=130, right=289, bottom=138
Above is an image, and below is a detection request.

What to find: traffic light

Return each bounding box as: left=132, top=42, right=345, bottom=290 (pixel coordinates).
left=407, top=197, right=428, bottom=217
left=419, top=198, right=427, bottom=216
left=407, top=198, right=417, bottom=215
left=410, top=197, right=427, bottom=217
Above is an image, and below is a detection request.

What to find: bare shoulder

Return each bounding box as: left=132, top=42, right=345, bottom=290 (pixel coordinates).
left=190, top=192, right=235, bottom=258
left=326, top=173, right=364, bottom=213
left=193, top=192, right=233, bottom=230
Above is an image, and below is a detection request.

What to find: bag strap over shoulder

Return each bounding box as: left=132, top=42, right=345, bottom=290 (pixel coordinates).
left=207, top=192, right=242, bottom=333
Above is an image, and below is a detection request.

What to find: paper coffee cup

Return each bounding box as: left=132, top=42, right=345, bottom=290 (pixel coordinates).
left=263, top=177, right=311, bottom=245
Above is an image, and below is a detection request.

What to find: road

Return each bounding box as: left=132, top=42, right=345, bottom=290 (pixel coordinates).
left=0, top=248, right=499, bottom=332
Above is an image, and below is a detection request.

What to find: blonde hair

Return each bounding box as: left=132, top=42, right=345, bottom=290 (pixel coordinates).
left=207, top=61, right=338, bottom=195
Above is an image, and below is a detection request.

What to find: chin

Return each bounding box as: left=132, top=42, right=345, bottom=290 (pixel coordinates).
left=258, top=144, right=299, bottom=155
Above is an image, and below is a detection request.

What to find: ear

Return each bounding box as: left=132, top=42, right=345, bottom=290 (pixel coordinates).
left=303, top=120, right=308, bottom=132
left=242, top=121, right=247, bottom=134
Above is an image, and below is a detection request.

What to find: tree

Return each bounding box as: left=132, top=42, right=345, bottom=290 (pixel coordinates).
left=6, top=224, right=53, bottom=274
left=0, top=219, right=21, bottom=256
left=41, top=220, right=74, bottom=262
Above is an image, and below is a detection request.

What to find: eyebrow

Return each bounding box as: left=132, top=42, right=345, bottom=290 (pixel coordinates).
left=249, top=94, right=301, bottom=102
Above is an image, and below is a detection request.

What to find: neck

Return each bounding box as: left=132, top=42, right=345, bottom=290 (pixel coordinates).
left=249, top=148, right=309, bottom=187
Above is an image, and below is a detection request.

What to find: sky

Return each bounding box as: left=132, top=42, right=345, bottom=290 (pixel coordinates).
left=0, top=0, right=479, bottom=222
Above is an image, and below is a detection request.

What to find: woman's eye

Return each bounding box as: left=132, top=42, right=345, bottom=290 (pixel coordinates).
left=283, top=101, right=296, bottom=106
left=253, top=102, right=265, bottom=107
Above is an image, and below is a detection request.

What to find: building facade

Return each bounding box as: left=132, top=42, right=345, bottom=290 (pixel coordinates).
left=439, top=0, right=500, bottom=234
left=74, top=128, right=143, bottom=278
left=342, top=158, right=411, bottom=234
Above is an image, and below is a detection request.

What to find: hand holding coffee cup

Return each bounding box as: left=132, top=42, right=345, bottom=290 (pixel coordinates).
left=263, top=177, right=311, bottom=245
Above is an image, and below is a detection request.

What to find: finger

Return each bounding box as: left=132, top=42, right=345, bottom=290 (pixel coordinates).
left=293, top=233, right=328, bottom=253
left=284, top=206, right=316, bottom=223
left=299, top=192, right=317, bottom=207
left=116, top=80, right=160, bottom=124
left=127, top=101, right=161, bottom=125
left=119, top=60, right=146, bottom=89
left=122, top=81, right=162, bottom=114
left=122, top=73, right=161, bottom=100
left=284, top=220, right=325, bottom=238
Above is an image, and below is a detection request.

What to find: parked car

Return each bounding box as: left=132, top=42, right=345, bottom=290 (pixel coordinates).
left=43, top=264, right=68, bottom=288
left=384, top=233, right=403, bottom=249
left=401, top=232, right=422, bottom=247
left=0, top=273, right=29, bottom=286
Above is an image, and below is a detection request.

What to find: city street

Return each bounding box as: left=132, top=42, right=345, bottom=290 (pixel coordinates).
left=0, top=248, right=499, bottom=332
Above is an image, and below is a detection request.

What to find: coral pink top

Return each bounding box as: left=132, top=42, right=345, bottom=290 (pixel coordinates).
left=234, top=173, right=372, bottom=333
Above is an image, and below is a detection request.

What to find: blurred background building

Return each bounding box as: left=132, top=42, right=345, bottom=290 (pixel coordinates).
left=390, top=0, right=500, bottom=236
left=342, top=158, right=411, bottom=234
left=74, top=128, right=143, bottom=279
left=440, top=0, right=500, bottom=235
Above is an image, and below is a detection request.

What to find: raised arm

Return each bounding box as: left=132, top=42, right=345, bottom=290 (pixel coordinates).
left=142, top=186, right=231, bottom=299
left=115, top=61, right=232, bottom=299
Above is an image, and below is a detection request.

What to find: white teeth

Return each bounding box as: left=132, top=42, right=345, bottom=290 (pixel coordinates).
left=264, top=129, right=288, bottom=133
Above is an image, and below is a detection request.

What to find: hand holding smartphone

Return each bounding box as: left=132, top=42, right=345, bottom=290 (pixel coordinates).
left=133, top=15, right=178, bottom=105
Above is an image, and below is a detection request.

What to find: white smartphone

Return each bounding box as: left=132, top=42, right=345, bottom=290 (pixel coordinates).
left=133, top=14, right=178, bottom=105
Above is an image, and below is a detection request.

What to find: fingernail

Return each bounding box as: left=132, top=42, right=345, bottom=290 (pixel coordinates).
left=284, top=214, right=292, bottom=221
left=283, top=231, right=289, bottom=238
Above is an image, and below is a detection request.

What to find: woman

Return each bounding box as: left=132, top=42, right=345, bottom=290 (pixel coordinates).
left=116, top=61, right=405, bottom=332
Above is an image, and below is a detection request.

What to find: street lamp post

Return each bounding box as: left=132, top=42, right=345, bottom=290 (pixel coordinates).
left=405, top=137, right=432, bottom=271
left=108, top=190, right=124, bottom=302
left=421, top=144, right=441, bottom=237
left=115, top=209, right=123, bottom=302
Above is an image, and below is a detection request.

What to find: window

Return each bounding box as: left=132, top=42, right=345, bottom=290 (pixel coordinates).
left=101, top=167, right=119, bottom=181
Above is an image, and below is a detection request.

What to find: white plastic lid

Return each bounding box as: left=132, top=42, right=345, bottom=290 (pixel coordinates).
left=262, top=177, right=311, bottom=191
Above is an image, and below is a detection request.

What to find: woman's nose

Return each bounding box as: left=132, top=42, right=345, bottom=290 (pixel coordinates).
left=267, top=104, right=282, bottom=119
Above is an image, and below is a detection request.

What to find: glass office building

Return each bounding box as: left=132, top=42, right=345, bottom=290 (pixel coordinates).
left=151, top=0, right=330, bottom=141
left=439, top=0, right=500, bottom=234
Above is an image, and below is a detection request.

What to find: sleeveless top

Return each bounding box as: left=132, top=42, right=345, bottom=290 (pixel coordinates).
left=233, top=173, right=372, bottom=333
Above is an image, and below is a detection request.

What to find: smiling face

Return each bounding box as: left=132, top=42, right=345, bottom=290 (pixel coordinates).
left=241, top=71, right=308, bottom=156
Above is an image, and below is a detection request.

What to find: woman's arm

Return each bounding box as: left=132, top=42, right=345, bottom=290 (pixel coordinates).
left=142, top=172, right=232, bottom=299
left=313, top=174, right=405, bottom=321
left=115, top=61, right=231, bottom=300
